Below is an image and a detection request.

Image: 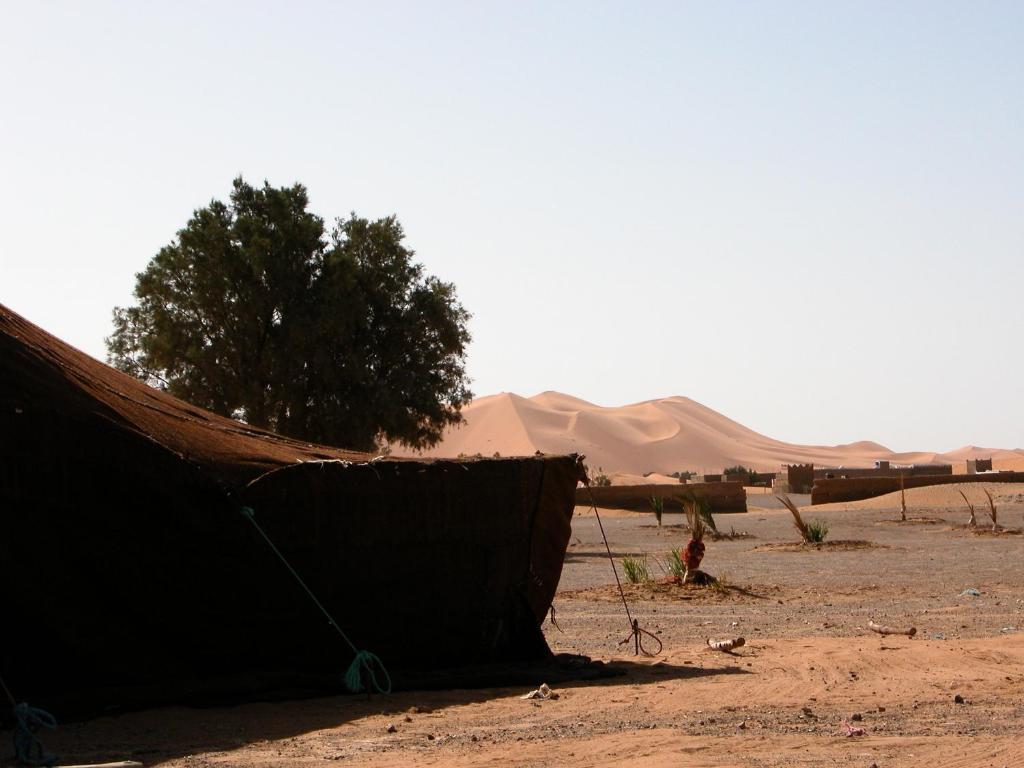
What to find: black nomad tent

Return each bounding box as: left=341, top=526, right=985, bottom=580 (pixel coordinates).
left=0, top=304, right=582, bottom=714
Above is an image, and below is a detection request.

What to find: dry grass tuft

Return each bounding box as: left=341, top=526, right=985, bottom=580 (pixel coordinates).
left=621, top=554, right=651, bottom=584
left=899, top=474, right=907, bottom=522
left=777, top=494, right=828, bottom=543
left=682, top=497, right=706, bottom=541
left=664, top=548, right=686, bottom=581
left=959, top=489, right=977, bottom=527
left=778, top=493, right=809, bottom=539
left=983, top=489, right=998, bottom=531
left=681, top=494, right=716, bottom=537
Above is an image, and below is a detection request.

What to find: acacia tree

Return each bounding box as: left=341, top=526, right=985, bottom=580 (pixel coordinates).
left=108, top=177, right=472, bottom=452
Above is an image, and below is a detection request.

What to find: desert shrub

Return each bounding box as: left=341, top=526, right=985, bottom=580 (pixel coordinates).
left=805, top=519, right=830, bottom=543
left=650, top=496, right=664, bottom=527
left=666, top=548, right=686, bottom=580
left=983, top=489, right=998, bottom=530
left=621, top=555, right=651, bottom=584
left=959, top=489, right=977, bottom=527
left=778, top=494, right=828, bottom=543
left=591, top=466, right=612, bottom=487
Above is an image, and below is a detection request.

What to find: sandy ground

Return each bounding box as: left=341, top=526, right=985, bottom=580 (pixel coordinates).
left=16, top=484, right=1024, bottom=768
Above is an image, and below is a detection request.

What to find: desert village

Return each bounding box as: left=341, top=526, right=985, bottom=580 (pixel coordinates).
left=3, top=307, right=1024, bottom=768
left=3, top=4, right=1023, bottom=768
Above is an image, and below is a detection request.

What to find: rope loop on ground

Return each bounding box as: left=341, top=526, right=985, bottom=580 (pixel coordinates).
left=344, top=650, right=392, bottom=694
left=618, top=618, right=664, bottom=657
left=12, top=701, right=58, bottom=767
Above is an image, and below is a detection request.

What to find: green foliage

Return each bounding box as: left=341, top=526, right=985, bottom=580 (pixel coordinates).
left=107, top=178, right=472, bottom=452
left=722, top=465, right=749, bottom=476
left=805, top=519, right=830, bottom=543
left=723, top=465, right=759, bottom=484
left=621, top=555, right=651, bottom=584
left=650, top=496, right=664, bottom=527
left=591, top=466, right=612, bottom=487
left=665, top=548, right=685, bottom=580
left=779, top=494, right=828, bottom=543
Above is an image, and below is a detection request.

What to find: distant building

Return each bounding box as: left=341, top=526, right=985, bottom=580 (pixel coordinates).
left=777, top=464, right=814, bottom=494
left=966, top=458, right=993, bottom=474
left=814, top=462, right=951, bottom=480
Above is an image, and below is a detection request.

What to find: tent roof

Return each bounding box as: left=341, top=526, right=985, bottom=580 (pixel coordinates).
left=0, top=303, right=382, bottom=486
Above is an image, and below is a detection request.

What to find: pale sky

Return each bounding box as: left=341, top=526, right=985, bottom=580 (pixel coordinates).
left=1, top=1, right=1021, bottom=452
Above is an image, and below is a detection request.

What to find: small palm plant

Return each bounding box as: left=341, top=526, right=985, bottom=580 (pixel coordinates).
left=650, top=496, right=665, bottom=527
left=959, top=490, right=977, bottom=527
left=681, top=495, right=713, bottom=582
left=621, top=554, right=651, bottom=584
left=805, top=519, right=830, bottom=543
left=778, top=494, right=829, bottom=543
left=666, top=548, right=686, bottom=581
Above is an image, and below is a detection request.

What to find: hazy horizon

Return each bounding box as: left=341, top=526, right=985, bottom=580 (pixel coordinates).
left=2, top=1, right=1021, bottom=453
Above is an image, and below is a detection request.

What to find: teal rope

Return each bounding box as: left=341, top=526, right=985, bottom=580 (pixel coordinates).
left=239, top=507, right=391, bottom=694
left=344, top=651, right=391, bottom=695
left=1, top=673, right=57, bottom=767
left=12, top=703, right=57, bottom=767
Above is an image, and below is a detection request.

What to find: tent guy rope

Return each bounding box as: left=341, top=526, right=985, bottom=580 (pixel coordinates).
left=239, top=506, right=392, bottom=695
left=1, top=672, right=58, bottom=767
left=581, top=482, right=663, bottom=657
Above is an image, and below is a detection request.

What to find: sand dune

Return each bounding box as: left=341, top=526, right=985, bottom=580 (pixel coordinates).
left=400, top=391, right=1023, bottom=475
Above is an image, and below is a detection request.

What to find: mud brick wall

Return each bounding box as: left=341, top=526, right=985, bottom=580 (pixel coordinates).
left=724, top=472, right=776, bottom=486
left=576, top=482, right=747, bottom=513
left=813, top=465, right=953, bottom=480
left=811, top=472, right=1024, bottom=505
left=786, top=464, right=815, bottom=493
left=907, top=464, right=954, bottom=476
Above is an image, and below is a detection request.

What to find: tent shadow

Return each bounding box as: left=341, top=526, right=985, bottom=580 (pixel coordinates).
left=31, top=658, right=747, bottom=765
left=597, top=658, right=751, bottom=686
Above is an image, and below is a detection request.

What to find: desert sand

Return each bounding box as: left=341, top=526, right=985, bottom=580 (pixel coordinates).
left=398, top=391, right=1024, bottom=477
left=37, top=484, right=1024, bottom=768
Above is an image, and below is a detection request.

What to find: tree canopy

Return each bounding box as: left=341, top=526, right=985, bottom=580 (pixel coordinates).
left=108, top=177, right=472, bottom=452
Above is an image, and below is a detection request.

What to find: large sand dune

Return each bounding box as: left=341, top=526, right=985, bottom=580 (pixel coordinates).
left=399, top=391, right=1023, bottom=475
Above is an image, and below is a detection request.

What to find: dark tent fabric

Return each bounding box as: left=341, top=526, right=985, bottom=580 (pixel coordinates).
left=0, top=304, right=583, bottom=714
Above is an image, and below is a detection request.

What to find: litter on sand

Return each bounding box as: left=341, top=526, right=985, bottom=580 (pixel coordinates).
left=521, top=683, right=559, bottom=700
left=842, top=721, right=867, bottom=737
left=707, top=637, right=745, bottom=652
